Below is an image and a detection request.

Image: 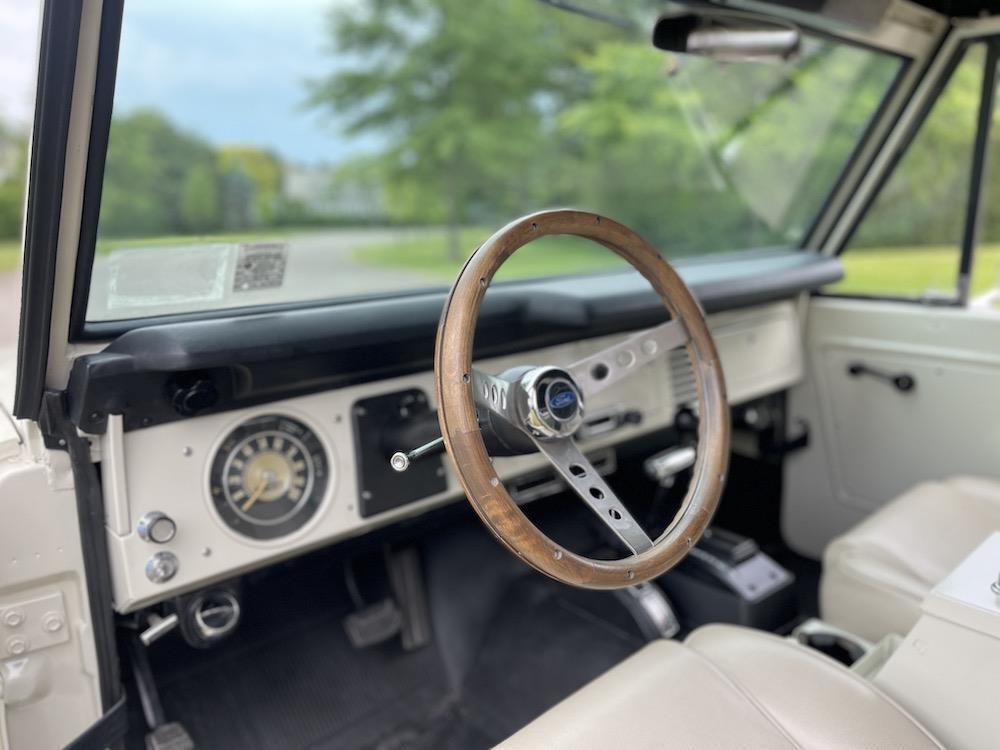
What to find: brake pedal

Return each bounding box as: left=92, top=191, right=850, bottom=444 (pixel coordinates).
left=131, top=635, right=196, bottom=749
left=614, top=582, right=680, bottom=640
left=343, top=599, right=402, bottom=649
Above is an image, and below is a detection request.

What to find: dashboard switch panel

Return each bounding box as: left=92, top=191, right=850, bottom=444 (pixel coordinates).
left=353, top=389, right=447, bottom=517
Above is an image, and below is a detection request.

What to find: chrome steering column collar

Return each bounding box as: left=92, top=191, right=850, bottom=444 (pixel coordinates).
left=474, top=366, right=585, bottom=441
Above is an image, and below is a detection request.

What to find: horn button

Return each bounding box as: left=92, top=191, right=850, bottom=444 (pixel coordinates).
left=519, top=367, right=585, bottom=439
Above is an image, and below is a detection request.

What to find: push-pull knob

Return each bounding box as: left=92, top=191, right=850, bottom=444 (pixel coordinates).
left=137, top=512, right=177, bottom=544
left=390, top=437, right=445, bottom=472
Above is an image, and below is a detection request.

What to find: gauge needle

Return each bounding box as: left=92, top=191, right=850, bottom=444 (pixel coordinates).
left=242, top=477, right=269, bottom=512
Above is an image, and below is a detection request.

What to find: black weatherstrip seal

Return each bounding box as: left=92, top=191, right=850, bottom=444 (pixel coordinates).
left=69, top=0, right=124, bottom=341
left=68, top=0, right=124, bottom=343
left=38, top=390, right=124, bottom=717
left=13, top=2, right=83, bottom=420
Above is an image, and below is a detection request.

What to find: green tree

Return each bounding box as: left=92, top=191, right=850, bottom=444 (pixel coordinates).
left=218, top=146, right=283, bottom=226
left=852, top=45, right=986, bottom=248
left=307, top=0, right=615, bottom=259
left=100, top=109, right=221, bottom=237
left=179, top=163, right=221, bottom=232
left=558, top=39, right=899, bottom=255
left=0, top=123, right=28, bottom=239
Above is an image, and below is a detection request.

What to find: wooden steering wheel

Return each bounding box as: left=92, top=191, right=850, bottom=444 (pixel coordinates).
left=434, top=210, right=729, bottom=589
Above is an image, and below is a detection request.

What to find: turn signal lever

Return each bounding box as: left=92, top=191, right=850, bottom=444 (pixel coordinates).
left=387, top=392, right=538, bottom=472
left=390, top=437, right=445, bottom=472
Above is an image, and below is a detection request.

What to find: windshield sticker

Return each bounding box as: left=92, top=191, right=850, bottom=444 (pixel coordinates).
left=234, top=242, right=288, bottom=292
left=106, top=244, right=230, bottom=310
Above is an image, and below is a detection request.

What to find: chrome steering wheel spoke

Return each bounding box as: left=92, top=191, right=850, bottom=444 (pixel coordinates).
left=568, top=319, right=689, bottom=399
left=532, top=436, right=653, bottom=555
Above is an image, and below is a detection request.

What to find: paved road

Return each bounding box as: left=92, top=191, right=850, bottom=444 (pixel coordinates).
left=87, top=227, right=442, bottom=321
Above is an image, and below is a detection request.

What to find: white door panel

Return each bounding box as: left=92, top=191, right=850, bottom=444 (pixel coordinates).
left=783, top=297, right=1000, bottom=557
left=0, top=436, right=104, bottom=749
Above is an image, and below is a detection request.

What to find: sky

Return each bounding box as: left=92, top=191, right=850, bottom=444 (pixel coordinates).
left=0, top=0, right=375, bottom=164
left=113, top=0, right=375, bottom=164
left=0, top=0, right=41, bottom=127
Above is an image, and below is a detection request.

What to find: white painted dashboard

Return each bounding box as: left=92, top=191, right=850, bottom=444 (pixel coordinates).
left=99, top=300, right=803, bottom=612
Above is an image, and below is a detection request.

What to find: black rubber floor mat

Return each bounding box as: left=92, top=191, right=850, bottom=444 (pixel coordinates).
left=456, top=576, right=642, bottom=741
left=142, top=558, right=642, bottom=750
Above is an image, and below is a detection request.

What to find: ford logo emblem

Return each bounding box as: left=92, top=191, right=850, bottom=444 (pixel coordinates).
left=546, top=381, right=580, bottom=421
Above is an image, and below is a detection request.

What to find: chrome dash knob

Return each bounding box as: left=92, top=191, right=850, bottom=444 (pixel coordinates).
left=145, top=551, right=179, bottom=584
left=137, top=512, right=177, bottom=544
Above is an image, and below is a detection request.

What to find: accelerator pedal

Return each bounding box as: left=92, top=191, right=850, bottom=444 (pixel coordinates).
left=145, top=722, right=195, bottom=750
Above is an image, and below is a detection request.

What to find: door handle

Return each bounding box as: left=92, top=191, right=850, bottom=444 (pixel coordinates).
left=847, top=362, right=916, bottom=393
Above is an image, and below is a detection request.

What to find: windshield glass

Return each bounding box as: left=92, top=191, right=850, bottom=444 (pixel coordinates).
left=85, top=0, right=901, bottom=322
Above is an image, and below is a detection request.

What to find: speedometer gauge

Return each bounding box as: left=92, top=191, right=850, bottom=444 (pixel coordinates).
left=209, top=414, right=329, bottom=540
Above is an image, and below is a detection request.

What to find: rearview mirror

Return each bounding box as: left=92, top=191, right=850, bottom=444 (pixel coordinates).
left=653, top=12, right=800, bottom=63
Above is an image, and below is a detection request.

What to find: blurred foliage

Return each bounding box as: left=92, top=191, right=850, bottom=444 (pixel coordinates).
left=306, top=0, right=616, bottom=258
left=1, top=0, right=995, bottom=306
left=306, top=0, right=898, bottom=258
left=850, top=45, right=985, bottom=251
left=0, top=123, right=28, bottom=239
left=97, top=110, right=296, bottom=238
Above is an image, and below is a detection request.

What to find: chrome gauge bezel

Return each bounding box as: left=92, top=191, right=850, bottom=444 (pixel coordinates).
left=208, top=414, right=329, bottom=540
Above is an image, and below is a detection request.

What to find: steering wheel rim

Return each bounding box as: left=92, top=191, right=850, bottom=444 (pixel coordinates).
left=434, top=209, right=729, bottom=589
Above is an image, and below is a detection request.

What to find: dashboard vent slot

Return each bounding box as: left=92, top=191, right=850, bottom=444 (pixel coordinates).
left=669, top=348, right=697, bottom=408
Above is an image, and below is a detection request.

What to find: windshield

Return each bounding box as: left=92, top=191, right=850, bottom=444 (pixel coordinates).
left=84, top=0, right=901, bottom=323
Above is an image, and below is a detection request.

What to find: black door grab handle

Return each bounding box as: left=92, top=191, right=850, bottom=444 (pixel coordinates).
left=847, top=363, right=916, bottom=393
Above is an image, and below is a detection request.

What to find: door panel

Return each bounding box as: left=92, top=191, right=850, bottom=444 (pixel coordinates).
left=782, top=296, right=1000, bottom=557
left=0, top=427, right=103, bottom=749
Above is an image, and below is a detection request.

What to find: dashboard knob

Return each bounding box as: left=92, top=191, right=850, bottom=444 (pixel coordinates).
left=171, top=378, right=218, bottom=416
left=137, top=511, right=177, bottom=544
left=145, top=551, right=179, bottom=584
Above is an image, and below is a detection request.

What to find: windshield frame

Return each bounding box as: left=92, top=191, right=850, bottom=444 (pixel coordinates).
left=67, top=2, right=911, bottom=342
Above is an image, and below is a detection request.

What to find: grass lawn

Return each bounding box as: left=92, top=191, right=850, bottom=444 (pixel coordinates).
left=357, top=230, right=1000, bottom=300
left=0, top=239, right=21, bottom=273
left=353, top=226, right=629, bottom=280
left=834, top=243, right=1000, bottom=298
left=7, top=224, right=1000, bottom=305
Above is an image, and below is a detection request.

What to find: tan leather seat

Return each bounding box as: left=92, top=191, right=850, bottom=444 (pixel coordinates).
left=498, top=624, right=941, bottom=749
left=821, top=476, right=1000, bottom=642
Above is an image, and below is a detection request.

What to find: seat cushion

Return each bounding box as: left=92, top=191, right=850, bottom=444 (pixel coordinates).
left=498, top=624, right=941, bottom=749
left=821, top=476, right=1000, bottom=642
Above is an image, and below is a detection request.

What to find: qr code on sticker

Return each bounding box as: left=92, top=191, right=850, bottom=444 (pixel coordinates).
left=234, top=242, right=288, bottom=291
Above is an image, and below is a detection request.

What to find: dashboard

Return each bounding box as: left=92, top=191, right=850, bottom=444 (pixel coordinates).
left=98, top=300, right=804, bottom=612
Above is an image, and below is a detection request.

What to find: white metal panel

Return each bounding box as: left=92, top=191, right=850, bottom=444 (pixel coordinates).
left=106, top=301, right=803, bottom=611
left=783, top=297, right=1000, bottom=556
left=0, top=455, right=103, bottom=750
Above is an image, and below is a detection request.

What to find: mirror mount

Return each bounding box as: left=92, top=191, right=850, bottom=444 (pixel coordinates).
left=653, top=10, right=801, bottom=63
